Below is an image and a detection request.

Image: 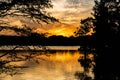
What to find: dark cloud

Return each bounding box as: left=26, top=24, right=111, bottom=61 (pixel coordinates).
left=66, top=0, right=81, bottom=4
left=65, top=0, right=94, bottom=8
left=65, top=0, right=81, bottom=8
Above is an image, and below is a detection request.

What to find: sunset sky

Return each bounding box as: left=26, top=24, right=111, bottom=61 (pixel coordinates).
left=42, top=0, right=94, bottom=37
left=0, top=0, right=94, bottom=37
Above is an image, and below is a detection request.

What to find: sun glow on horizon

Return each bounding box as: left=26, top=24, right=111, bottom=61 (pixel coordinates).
left=47, top=24, right=77, bottom=37
left=48, top=29, right=72, bottom=37
left=0, top=0, right=94, bottom=37
left=43, top=0, right=94, bottom=37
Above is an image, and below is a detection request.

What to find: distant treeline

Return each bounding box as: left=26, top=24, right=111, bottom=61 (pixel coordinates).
left=0, top=35, right=95, bottom=46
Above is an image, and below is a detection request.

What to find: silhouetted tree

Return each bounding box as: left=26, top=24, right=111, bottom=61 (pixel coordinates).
left=75, top=52, right=95, bottom=80
left=93, top=0, right=120, bottom=80
left=0, top=0, right=58, bottom=36
left=74, top=17, right=95, bottom=36
left=74, top=71, right=93, bottom=80
left=0, top=0, right=58, bottom=23
left=93, top=0, right=120, bottom=48
left=0, top=51, right=47, bottom=76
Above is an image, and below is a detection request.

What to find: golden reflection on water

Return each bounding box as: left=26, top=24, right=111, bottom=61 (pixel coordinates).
left=0, top=50, right=93, bottom=80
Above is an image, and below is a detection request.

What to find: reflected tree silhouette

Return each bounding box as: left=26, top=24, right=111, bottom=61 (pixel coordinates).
left=75, top=51, right=95, bottom=80
left=74, top=0, right=120, bottom=79
left=75, top=71, right=93, bottom=80
left=0, top=50, right=47, bottom=76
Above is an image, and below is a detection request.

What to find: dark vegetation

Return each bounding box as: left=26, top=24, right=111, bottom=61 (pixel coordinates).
left=0, top=35, right=95, bottom=46
left=75, top=52, right=95, bottom=80
left=76, top=0, right=120, bottom=80
left=0, top=0, right=58, bottom=45
left=0, top=0, right=58, bottom=23
left=0, top=0, right=58, bottom=77
left=93, top=0, right=120, bottom=80
left=0, top=51, right=47, bottom=76
left=0, top=0, right=120, bottom=80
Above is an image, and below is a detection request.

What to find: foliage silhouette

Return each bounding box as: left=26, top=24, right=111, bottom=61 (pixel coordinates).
left=0, top=0, right=58, bottom=36
left=93, top=0, right=120, bottom=80
left=74, top=71, right=93, bottom=80
left=74, top=17, right=96, bottom=48
left=74, top=17, right=95, bottom=36
left=0, top=50, right=47, bottom=77
left=75, top=51, right=95, bottom=80
left=74, top=1, right=120, bottom=80
left=75, top=1, right=120, bottom=79
left=0, top=0, right=58, bottom=23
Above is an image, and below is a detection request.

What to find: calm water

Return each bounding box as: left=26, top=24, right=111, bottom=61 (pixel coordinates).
left=0, top=46, right=94, bottom=80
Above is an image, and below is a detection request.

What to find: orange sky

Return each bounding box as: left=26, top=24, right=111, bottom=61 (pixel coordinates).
left=43, top=0, right=94, bottom=37
left=0, top=0, right=94, bottom=37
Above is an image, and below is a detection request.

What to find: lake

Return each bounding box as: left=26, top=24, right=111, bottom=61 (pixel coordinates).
left=0, top=46, right=94, bottom=80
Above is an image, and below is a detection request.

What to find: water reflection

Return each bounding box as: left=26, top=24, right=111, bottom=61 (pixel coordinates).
left=0, top=51, right=40, bottom=77
left=0, top=50, right=94, bottom=80
left=75, top=51, right=95, bottom=80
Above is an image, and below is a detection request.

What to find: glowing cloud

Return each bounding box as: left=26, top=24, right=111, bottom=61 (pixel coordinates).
left=0, top=0, right=94, bottom=37
left=46, top=23, right=78, bottom=37
left=42, top=0, right=94, bottom=36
